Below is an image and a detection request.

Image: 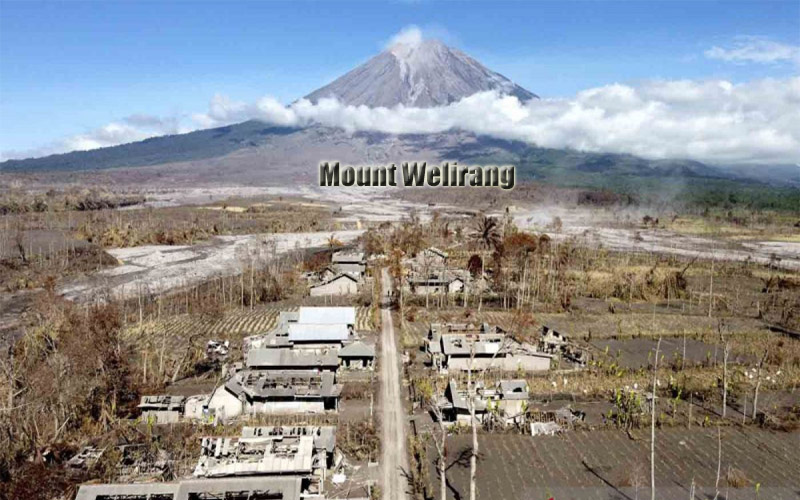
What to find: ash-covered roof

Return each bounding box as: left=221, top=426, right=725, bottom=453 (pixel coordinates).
left=332, top=251, right=365, bottom=263
left=297, top=306, right=356, bottom=325
left=338, top=341, right=375, bottom=358
left=441, top=333, right=506, bottom=356
left=246, top=348, right=339, bottom=368
left=225, top=370, right=341, bottom=400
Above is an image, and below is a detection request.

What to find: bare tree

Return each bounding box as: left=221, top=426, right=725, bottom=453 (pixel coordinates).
left=428, top=385, right=448, bottom=500
left=651, top=336, right=662, bottom=500
left=721, top=341, right=730, bottom=418
left=13, top=225, right=27, bottom=264
left=714, top=424, right=722, bottom=500
left=720, top=322, right=730, bottom=418
left=752, top=348, right=769, bottom=420
left=468, top=346, right=478, bottom=500
left=465, top=335, right=515, bottom=500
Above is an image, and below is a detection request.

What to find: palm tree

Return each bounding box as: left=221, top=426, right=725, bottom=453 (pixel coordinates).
left=471, top=215, right=501, bottom=310
left=472, top=215, right=501, bottom=251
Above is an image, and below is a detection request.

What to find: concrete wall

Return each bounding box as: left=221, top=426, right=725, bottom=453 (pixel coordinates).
left=310, top=278, right=359, bottom=296
left=141, top=410, right=181, bottom=424
left=208, top=387, right=243, bottom=420
left=245, top=400, right=326, bottom=414
left=448, top=354, right=551, bottom=372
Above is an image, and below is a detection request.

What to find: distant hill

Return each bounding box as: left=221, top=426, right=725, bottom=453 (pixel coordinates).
left=0, top=121, right=299, bottom=172
left=2, top=120, right=798, bottom=211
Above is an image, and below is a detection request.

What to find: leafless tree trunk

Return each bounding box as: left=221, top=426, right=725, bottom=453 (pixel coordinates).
left=468, top=347, right=477, bottom=500
left=429, top=389, right=448, bottom=500
left=752, top=348, right=769, bottom=419
left=651, top=336, right=662, bottom=500
left=708, top=257, right=715, bottom=318
left=713, top=424, right=722, bottom=500
left=722, top=340, right=730, bottom=418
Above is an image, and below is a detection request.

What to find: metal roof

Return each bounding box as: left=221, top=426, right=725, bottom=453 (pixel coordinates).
left=226, top=370, right=341, bottom=399
left=76, top=477, right=302, bottom=500
left=198, top=436, right=315, bottom=477
left=246, top=348, right=339, bottom=368
left=288, top=323, right=350, bottom=342
left=138, top=395, right=185, bottom=410
left=297, top=306, right=356, bottom=325
left=241, top=425, right=336, bottom=453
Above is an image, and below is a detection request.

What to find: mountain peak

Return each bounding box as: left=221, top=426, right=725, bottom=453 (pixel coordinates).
left=304, top=38, right=537, bottom=108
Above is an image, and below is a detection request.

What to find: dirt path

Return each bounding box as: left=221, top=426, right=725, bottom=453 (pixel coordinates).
left=380, top=268, right=408, bottom=500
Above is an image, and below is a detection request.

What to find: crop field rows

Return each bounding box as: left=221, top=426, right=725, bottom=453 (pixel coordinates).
left=435, top=428, right=800, bottom=500
left=150, top=307, right=289, bottom=338
left=129, top=305, right=374, bottom=341
left=355, top=306, right=375, bottom=331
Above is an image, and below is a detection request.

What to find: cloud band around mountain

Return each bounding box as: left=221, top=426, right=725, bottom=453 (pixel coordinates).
left=5, top=77, right=799, bottom=166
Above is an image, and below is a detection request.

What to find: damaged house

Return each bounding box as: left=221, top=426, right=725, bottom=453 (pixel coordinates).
left=138, top=395, right=185, bottom=424
left=208, top=370, right=342, bottom=419
left=405, top=270, right=467, bottom=295
left=201, top=307, right=368, bottom=420
left=425, top=323, right=553, bottom=373
left=338, top=340, right=376, bottom=369
left=76, top=476, right=303, bottom=500
left=407, top=247, right=449, bottom=270
left=331, top=250, right=367, bottom=277
left=194, top=426, right=336, bottom=496
left=539, top=326, right=587, bottom=365
left=435, top=379, right=529, bottom=426
left=245, top=347, right=340, bottom=372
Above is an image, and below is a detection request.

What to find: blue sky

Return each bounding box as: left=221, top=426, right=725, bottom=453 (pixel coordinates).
left=1, top=0, right=798, bottom=157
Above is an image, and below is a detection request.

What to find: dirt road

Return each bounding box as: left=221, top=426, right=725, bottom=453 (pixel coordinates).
left=380, top=268, right=408, bottom=500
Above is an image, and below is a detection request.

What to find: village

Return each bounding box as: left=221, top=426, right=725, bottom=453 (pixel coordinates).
left=1, top=190, right=799, bottom=500
left=50, top=204, right=798, bottom=500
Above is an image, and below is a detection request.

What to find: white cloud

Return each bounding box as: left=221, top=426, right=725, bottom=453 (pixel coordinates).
left=4, top=77, right=799, bottom=166
left=2, top=114, right=189, bottom=160
left=705, top=36, right=800, bottom=65
left=386, top=25, right=424, bottom=48
left=191, top=77, right=800, bottom=165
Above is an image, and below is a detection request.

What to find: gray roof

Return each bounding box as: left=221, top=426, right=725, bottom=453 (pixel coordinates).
left=334, top=262, right=366, bottom=274
left=338, top=341, right=375, bottom=358
left=408, top=270, right=465, bottom=286
left=138, top=395, right=185, bottom=410
left=246, top=348, right=339, bottom=368
left=441, top=333, right=506, bottom=356
left=332, top=251, right=365, bottom=263
left=498, top=379, right=529, bottom=400
left=310, top=273, right=359, bottom=288
left=76, top=477, right=302, bottom=500
left=225, top=370, right=341, bottom=400
left=241, top=425, right=336, bottom=454
left=445, top=380, right=487, bottom=412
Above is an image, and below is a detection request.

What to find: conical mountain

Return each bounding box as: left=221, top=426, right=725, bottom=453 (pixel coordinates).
left=304, top=39, right=537, bottom=108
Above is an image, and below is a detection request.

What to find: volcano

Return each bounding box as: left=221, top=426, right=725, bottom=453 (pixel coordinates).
left=304, top=38, right=537, bottom=108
